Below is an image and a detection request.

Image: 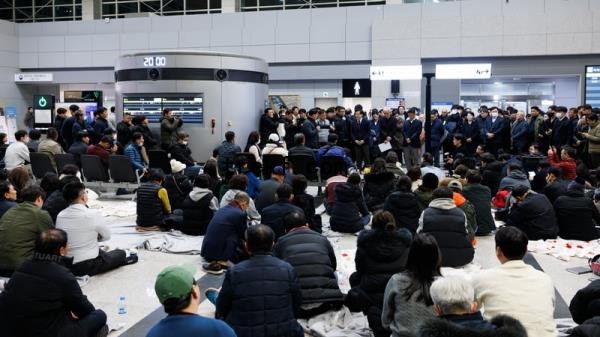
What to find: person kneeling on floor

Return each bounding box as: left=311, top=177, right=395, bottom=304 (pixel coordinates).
left=56, top=182, right=137, bottom=277
left=0, top=229, right=109, bottom=337
left=201, top=191, right=251, bottom=274
left=146, top=265, right=236, bottom=337
left=416, top=275, right=527, bottom=337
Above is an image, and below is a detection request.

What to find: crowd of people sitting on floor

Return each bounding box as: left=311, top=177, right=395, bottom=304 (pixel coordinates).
left=1, top=102, right=600, bottom=337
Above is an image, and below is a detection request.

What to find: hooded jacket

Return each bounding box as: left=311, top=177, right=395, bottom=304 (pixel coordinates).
left=462, top=183, right=495, bottom=235
left=220, top=189, right=261, bottom=225
left=181, top=187, right=218, bottom=236
left=384, top=190, right=421, bottom=233
left=499, top=170, right=531, bottom=191
left=419, top=198, right=474, bottom=267
left=554, top=189, right=600, bottom=241
left=346, top=228, right=412, bottom=337
left=416, top=315, right=527, bottom=337
left=330, top=182, right=369, bottom=233
left=363, top=171, right=397, bottom=211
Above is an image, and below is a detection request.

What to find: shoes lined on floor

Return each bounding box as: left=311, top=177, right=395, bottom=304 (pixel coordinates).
left=202, top=261, right=227, bottom=275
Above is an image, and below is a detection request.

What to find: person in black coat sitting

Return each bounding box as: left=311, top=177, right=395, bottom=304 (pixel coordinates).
left=543, top=167, right=569, bottom=205
left=215, top=225, right=304, bottom=337
left=260, top=184, right=303, bottom=239
left=480, top=153, right=504, bottom=196
left=568, top=279, right=600, bottom=337
left=346, top=210, right=412, bottom=337
left=180, top=174, right=218, bottom=236
left=384, top=175, right=421, bottom=233
left=330, top=173, right=371, bottom=233
left=42, top=175, right=80, bottom=224
left=291, top=174, right=321, bottom=233
left=506, top=185, right=558, bottom=241
left=554, top=178, right=600, bottom=241
left=462, top=170, right=495, bottom=235
left=364, top=158, right=397, bottom=211
left=273, top=211, right=344, bottom=318
left=162, top=160, right=193, bottom=211
left=0, top=229, right=108, bottom=337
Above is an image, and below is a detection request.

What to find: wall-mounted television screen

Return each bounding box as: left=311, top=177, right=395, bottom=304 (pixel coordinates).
left=585, top=65, right=600, bottom=108
left=123, top=94, right=204, bottom=124
left=342, top=79, right=372, bottom=98
left=55, top=102, right=98, bottom=124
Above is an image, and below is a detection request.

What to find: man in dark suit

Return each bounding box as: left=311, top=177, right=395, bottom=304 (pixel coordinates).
left=351, top=105, right=371, bottom=169
left=402, top=107, right=423, bottom=170
left=486, top=107, right=505, bottom=155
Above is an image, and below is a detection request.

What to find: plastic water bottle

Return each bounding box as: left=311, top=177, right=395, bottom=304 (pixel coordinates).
left=118, top=296, right=127, bottom=317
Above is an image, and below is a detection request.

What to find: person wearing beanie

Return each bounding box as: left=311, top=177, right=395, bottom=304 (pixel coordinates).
left=163, top=160, right=193, bottom=211
left=554, top=177, right=600, bottom=241
left=415, top=173, right=440, bottom=210
left=506, top=185, right=558, bottom=240
left=262, top=133, right=288, bottom=157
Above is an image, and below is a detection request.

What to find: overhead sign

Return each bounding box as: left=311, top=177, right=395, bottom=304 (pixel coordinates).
left=342, top=79, right=371, bottom=98
left=370, top=65, right=423, bottom=80
left=14, top=73, right=53, bottom=82
left=435, top=63, right=492, bottom=79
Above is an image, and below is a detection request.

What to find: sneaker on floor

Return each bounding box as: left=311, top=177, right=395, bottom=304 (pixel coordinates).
left=205, top=287, right=220, bottom=305
left=202, top=262, right=225, bottom=275
left=125, top=253, right=138, bottom=265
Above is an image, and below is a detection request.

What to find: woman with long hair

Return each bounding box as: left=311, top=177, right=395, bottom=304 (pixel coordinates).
left=244, top=131, right=262, bottom=164
left=382, top=233, right=442, bottom=336
left=345, top=210, right=412, bottom=337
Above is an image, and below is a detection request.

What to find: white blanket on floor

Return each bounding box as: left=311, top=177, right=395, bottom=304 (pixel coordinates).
left=299, top=307, right=373, bottom=337
left=528, top=238, right=600, bottom=262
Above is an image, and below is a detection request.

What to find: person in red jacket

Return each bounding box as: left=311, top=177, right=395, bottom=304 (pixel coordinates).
left=86, top=136, right=116, bottom=168
left=547, top=146, right=577, bottom=181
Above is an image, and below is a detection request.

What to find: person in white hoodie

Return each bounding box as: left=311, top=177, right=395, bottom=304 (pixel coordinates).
left=262, top=133, right=288, bottom=158
left=4, top=130, right=30, bottom=171
left=180, top=174, right=219, bottom=236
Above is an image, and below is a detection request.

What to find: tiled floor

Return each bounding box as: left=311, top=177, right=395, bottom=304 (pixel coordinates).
left=75, top=189, right=595, bottom=336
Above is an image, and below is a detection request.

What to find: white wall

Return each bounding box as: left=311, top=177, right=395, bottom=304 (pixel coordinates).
left=269, top=80, right=341, bottom=111
left=0, top=20, right=24, bottom=128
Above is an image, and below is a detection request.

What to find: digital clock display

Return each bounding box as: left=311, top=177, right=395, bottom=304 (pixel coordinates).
left=143, top=56, right=167, bottom=67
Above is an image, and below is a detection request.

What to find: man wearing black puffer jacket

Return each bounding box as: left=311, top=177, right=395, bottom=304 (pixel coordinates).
left=418, top=187, right=474, bottom=268
left=554, top=178, right=600, bottom=241
left=274, top=212, right=344, bottom=318
left=0, top=229, right=108, bottom=337
left=330, top=173, right=371, bottom=233
left=384, top=176, right=421, bottom=233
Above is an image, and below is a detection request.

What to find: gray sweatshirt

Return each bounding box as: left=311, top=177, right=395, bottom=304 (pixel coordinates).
left=381, top=272, right=436, bottom=337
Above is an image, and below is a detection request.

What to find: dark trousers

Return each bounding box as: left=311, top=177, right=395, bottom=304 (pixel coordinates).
left=71, top=249, right=127, bottom=277
left=354, top=142, right=370, bottom=168
left=590, top=153, right=600, bottom=170
left=72, top=310, right=107, bottom=337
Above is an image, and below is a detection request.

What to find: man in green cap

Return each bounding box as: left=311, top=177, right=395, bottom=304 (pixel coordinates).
left=146, top=265, right=236, bottom=337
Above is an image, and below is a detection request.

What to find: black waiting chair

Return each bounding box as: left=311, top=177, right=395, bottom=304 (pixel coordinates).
left=109, top=155, right=142, bottom=184
left=262, top=154, right=286, bottom=180
left=234, top=152, right=260, bottom=176
left=148, top=149, right=171, bottom=175
left=55, top=153, right=78, bottom=172
left=319, top=156, right=347, bottom=182
left=81, top=155, right=109, bottom=183
left=30, top=152, right=57, bottom=179
left=288, top=154, right=320, bottom=182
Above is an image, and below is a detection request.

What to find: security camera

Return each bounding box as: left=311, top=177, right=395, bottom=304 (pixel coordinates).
left=148, top=68, right=160, bottom=81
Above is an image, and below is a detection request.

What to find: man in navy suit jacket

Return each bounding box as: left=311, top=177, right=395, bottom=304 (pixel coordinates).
left=351, top=105, right=371, bottom=169
left=511, top=112, right=529, bottom=154
left=486, top=107, right=504, bottom=155
left=402, top=107, right=423, bottom=170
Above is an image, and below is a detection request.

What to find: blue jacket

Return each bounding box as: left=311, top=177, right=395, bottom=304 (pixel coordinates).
left=316, top=144, right=353, bottom=169
left=511, top=120, right=528, bottom=143
left=124, top=143, right=147, bottom=171
left=260, top=200, right=303, bottom=239
left=201, top=204, right=247, bottom=262
left=430, top=118, right=445, bottom=148
left=244, top=170, right=260, bottom=199
left=330, top=182, right=369, bottom=233
left=403, top=118, right=422, bottom=148
left=302, top=119, right=319, bottom=149
left=146, top=314, right=236, bottom=337
left=216, top=141, right=242, bottom=174
left=370, top=120, right=381, bottom=143
left=351, top=117, right=371, bottom=142
left=216, top=254, right=303, bottom=337
left=0, top=200, right=16, bottom=219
